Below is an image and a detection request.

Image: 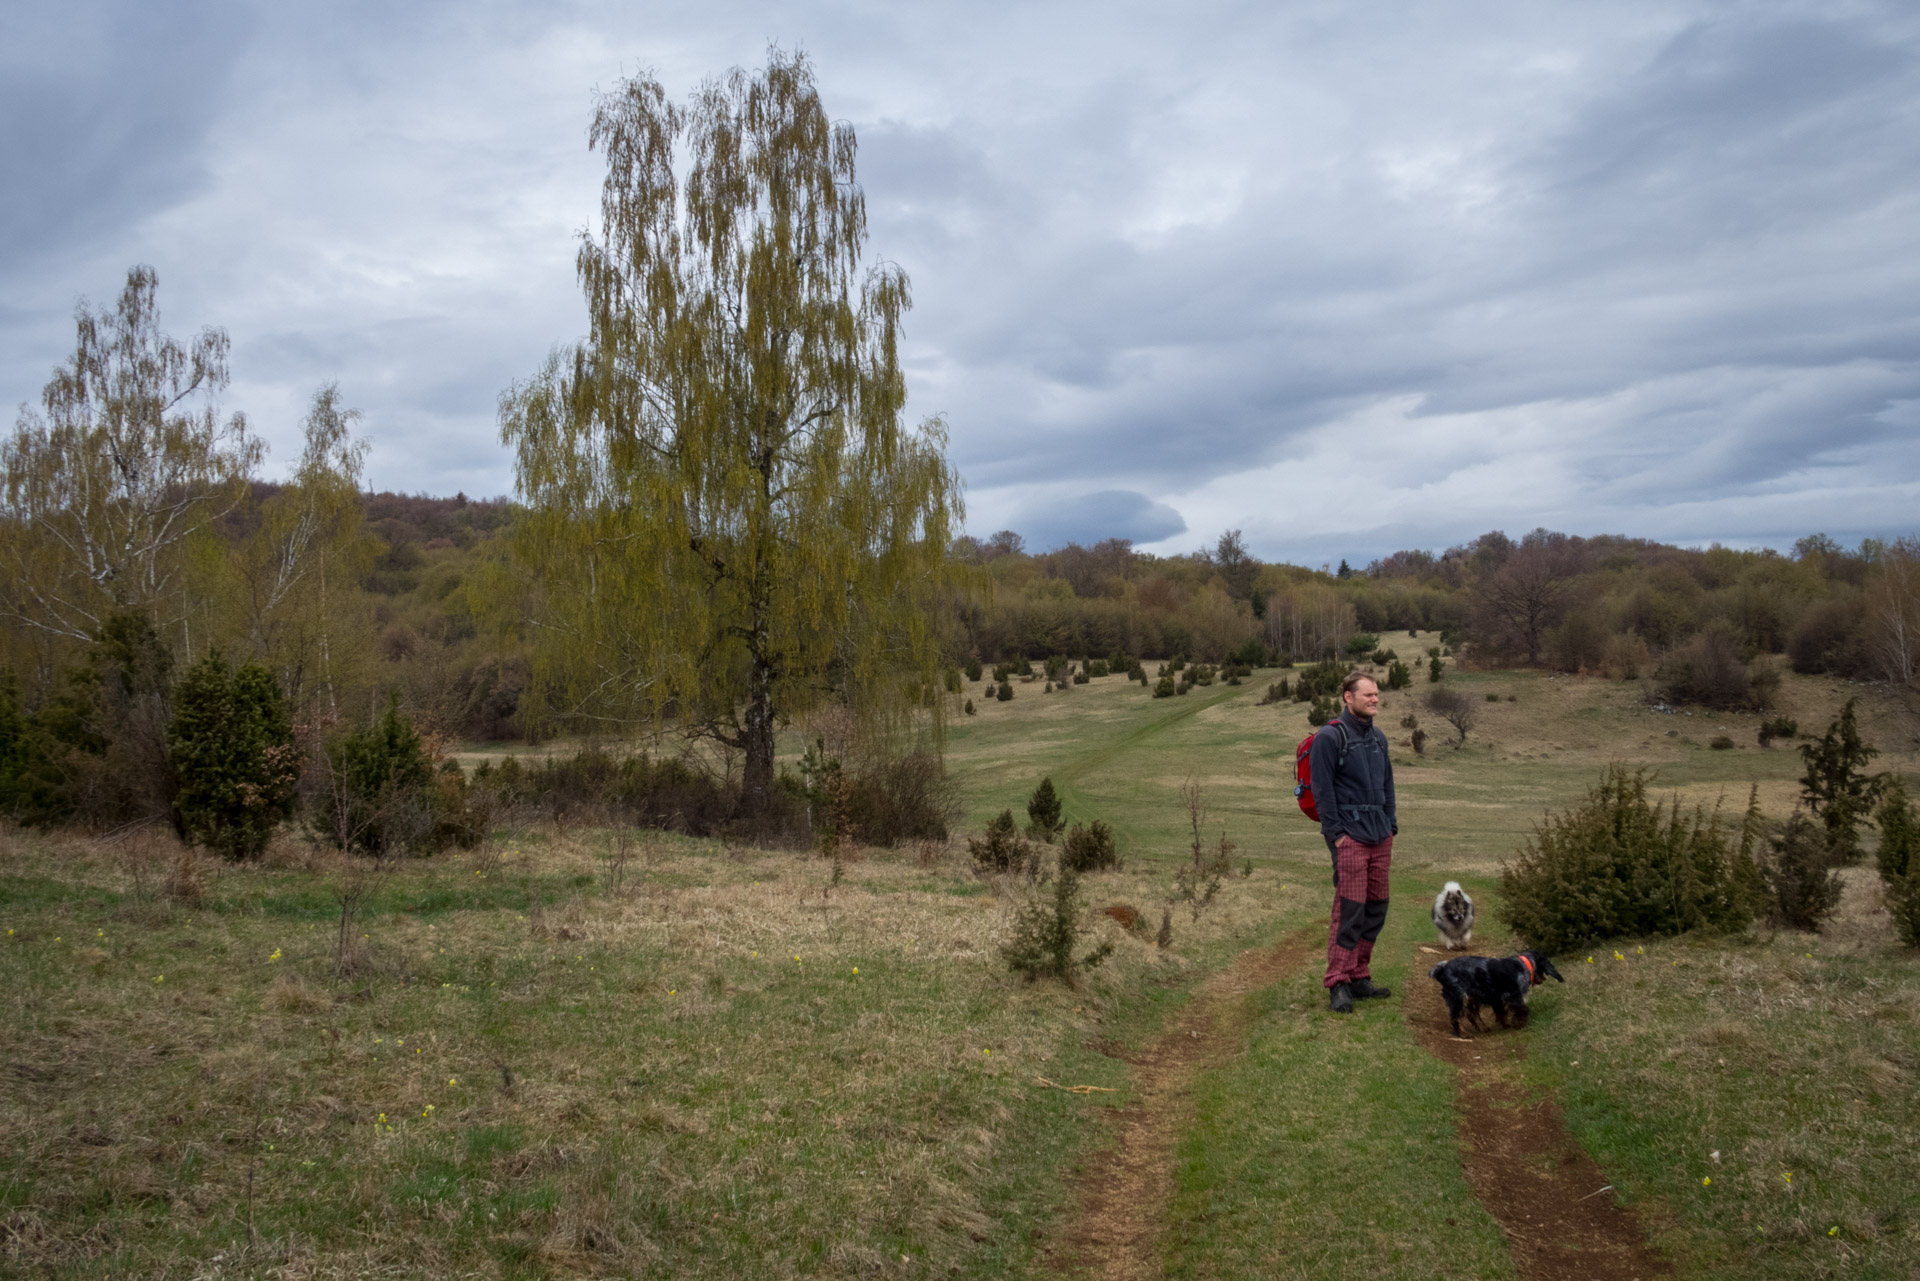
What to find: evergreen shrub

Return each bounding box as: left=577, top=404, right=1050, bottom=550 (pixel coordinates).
left=1001, top=858, right=1113, bottom=985
left=313, top=700, right=436, bottom=854
left=168, top=653, right=299, bottom=860
left=1061, top=819, right=1120, bottom=872
left=1764, top=812, right=1842, bottom=931
left=1498, top=765, right=1763, bottom=951
left=968, top=809, right=1034, bottom=875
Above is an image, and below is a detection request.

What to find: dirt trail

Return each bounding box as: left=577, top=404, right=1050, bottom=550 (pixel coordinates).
left=1048, top=925, right=1320, bottom=1280
left=1406, top=945, right=1672, bottom=1281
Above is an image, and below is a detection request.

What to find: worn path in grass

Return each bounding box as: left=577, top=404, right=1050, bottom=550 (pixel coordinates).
left=1047, top=923, right=1321, bottom=1280
left=1406, top=941, right=1673, bottom=1281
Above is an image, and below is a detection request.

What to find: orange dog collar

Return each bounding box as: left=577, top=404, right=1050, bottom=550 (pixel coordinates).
left=1518, top=955, right=1536, bottom=982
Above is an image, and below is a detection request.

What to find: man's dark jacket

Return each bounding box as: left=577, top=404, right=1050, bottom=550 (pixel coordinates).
left=1308, top=708, right=1397, bottom=847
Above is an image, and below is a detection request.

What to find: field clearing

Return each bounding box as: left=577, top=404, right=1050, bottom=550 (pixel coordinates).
left=3, top=654, right=1917, bottom=1278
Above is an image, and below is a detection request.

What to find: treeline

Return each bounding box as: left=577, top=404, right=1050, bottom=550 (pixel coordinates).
left=6, top=270, right=1917, bottom=851
left=941, top=527, right=1920, bottom=718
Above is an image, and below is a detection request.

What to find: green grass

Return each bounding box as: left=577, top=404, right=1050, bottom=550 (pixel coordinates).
left=1162, top=879, right=1517, bottom=1281
left=1520, top=891, right=1920, bottom=1279
left=3, top=654, right=1917, bottom=1278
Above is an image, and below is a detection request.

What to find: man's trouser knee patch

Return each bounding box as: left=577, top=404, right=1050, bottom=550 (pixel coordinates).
left=1335, top=896, right=1368, bottom=950
left=1360, top=898, right=1389, bottom=943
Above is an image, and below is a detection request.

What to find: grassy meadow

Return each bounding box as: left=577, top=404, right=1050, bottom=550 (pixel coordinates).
left=4, top=640, right=1918, bottom=1278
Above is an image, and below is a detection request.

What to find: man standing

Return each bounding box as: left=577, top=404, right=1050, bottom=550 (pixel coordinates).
left=1311, top=671, right=1397, bottom=1014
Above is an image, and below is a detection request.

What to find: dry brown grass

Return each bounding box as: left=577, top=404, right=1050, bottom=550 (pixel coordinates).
left=0, top=815, right=1300, bottom=1278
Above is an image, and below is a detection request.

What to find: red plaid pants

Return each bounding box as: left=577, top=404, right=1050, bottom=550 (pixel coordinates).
left=1324, top=834, right=1392, bottom=988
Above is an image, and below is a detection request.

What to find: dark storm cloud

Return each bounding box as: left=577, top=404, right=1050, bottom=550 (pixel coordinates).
left=1011, top=490, right=1187, bottom=553
left=3, top=0, right=1917, bottom=556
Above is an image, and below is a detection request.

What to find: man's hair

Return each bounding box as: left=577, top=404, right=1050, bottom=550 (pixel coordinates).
left=1341, top=670, right=1377, bottom=697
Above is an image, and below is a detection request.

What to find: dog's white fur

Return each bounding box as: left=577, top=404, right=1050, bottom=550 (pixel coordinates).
left=1433, top=881, right=1474, bottom=949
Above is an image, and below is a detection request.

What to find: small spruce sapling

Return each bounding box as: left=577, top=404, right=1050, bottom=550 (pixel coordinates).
left=1002, top=856, right=1113, bottom=985
left=1027, top=776, right=1064, bottom=841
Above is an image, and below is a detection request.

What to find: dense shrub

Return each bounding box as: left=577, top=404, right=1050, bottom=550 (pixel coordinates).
left=968, top=809, right=1034, bottom=875
left=1293, top=660, right=1343, bottom=701
left=1763, top=812, right=1842, bottom=931
left=1709, top=735, right=1735, bottom=751
left=964, top=698, right=975, bottom=715
left=965, top=657, right=983, bottom=681
left=1385, top=660, right=1411, bottom=690
left=1307, top=695, right=1337, bottom=727
left=312, top=701, right=436, bottom=854
left=1499, top=765, right=1763, bottom=951
left=1877, top=778, right=1918, bottom=883
left=996, top=679, right=1014, bottom=702
left=1061, top=819, right=1119, bottom=872
left=1788, top=596, right=1867, bottom=676
left=15, top=612, right=180, bottom=828
left=1001, top=859, right=1113, bottom=985
left=1873, top=780, right=1920, bottom=948
left=168, top=653, right=299, bottom=860
left=1757, top=716, right=1797, bottom=747
left=1658, top=623, right=1772, bottom=710
left=1152, top=674, right=1175, bottom=698
left=0, top=673, right=65, bottom=825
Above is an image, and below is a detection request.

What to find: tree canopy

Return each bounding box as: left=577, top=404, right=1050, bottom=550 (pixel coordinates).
left=499, top=48, right=962, bottom=813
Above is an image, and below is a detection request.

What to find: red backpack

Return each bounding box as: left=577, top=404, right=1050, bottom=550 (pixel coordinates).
left=1292, top=719, right=1350, bottom=822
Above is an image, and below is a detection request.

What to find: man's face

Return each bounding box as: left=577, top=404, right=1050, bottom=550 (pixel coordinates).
left=1343, top=678, right=1381, bottom=719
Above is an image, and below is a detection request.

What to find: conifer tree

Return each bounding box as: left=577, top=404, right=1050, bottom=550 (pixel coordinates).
left=1798, top=699, right=1883, bottom=862
left=169, top=652, right=298, bottom=859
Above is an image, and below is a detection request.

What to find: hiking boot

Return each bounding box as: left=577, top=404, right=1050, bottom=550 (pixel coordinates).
left=1349, top=977, right=1392, bottom=1000
left=1328, top=982, right=1354, bottom=1014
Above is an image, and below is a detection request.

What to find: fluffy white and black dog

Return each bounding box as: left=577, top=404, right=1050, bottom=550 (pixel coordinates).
left=1428, top=951, right=1564, bottom=1037
left=1432, top=881, right=1475, bottom=949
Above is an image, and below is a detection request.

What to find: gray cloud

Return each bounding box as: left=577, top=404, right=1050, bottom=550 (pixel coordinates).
left=1010, top=489, right=1188, bottom=553
left=3, top=0, right=1917, bottom=558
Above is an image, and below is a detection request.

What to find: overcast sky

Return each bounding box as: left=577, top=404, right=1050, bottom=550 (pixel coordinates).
left=6, top=0, right=1918, bottom=564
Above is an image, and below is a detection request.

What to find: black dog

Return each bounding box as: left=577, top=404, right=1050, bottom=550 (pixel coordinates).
left=1428, top=951, right=1563, bottom=1036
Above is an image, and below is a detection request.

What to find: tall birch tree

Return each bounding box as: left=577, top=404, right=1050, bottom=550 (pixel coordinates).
left=499, top=49, right=962, bottom=815
left=2, top=266, right=260, bottom=645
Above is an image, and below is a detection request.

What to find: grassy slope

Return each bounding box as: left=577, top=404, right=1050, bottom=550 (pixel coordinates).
left=3, top=649, right=1916, bottom=1278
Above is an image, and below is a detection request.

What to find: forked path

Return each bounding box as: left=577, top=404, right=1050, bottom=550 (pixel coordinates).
left=1405, top=945, right=1673, bottom=1281
left=1047, top=925, right=1321, bottom=1281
